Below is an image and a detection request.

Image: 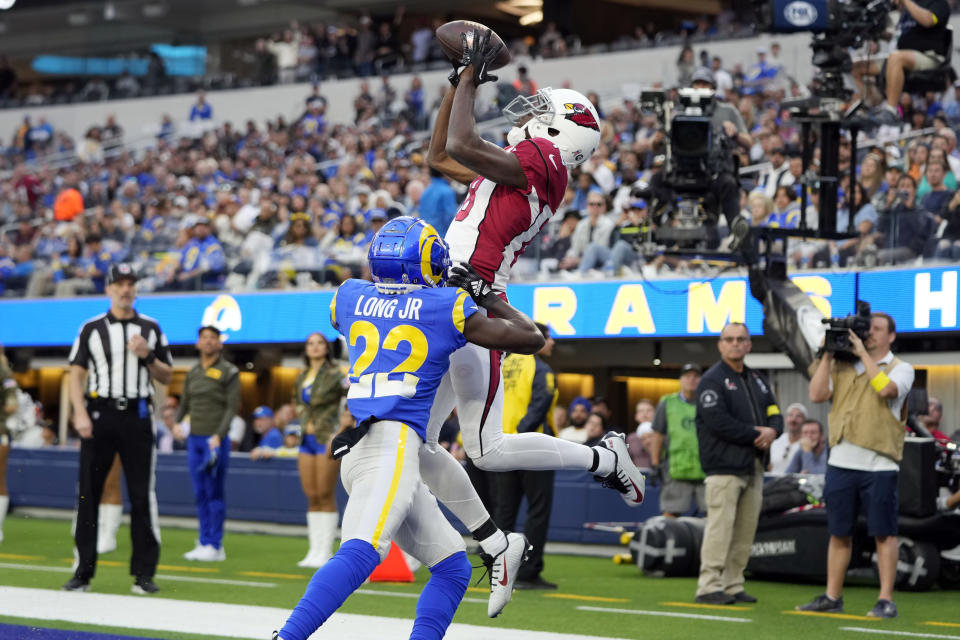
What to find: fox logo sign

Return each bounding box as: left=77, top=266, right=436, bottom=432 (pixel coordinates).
left=563, top=102, right=599, bottom=131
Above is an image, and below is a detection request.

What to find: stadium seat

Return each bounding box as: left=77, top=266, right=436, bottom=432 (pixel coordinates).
left=880, top=26, right=956, bottom=95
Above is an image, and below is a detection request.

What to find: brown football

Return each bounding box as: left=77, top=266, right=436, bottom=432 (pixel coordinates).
left=435, top=20, right=511, bottom=70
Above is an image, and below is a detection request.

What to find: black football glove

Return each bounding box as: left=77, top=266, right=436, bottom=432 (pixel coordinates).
left=447, top=264, right=499, bottom=309
left=452, top=29, right=501, bottom=87
left=448, top=57, right=466, bottom=87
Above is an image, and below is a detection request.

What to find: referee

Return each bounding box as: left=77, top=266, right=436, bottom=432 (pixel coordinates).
left=63, top=264, right=173, bottom=594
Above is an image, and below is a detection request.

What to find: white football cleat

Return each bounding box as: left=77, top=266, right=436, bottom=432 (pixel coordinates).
left=192, top=544, right=226, bottom=562
left=183, top=542, right=205, bottom=561
left=483, top=532, right=530, bottom=618
left=597, top=431, right=645, bottom=506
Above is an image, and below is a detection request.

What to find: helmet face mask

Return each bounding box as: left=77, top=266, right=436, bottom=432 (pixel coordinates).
left=368, top=216, right=450, bottom=294
left=503, top=91, right=555, bottom=127
left=502, top=87, right=601, bottom=168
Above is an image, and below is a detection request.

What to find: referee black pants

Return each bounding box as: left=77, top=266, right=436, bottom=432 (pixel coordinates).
left=494, top=469, right=555, bottom=581
left=74, top=404, right=159, bottom=581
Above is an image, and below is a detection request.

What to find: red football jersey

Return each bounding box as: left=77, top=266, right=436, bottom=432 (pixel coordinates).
left=444, top=137, right=568, bottom=293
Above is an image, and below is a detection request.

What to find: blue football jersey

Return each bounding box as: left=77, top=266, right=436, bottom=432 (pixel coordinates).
left=331, top=279, right=478, bottom=439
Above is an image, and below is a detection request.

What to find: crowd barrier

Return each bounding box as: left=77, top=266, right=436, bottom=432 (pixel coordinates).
left=6, top=447, right=662, bottom=544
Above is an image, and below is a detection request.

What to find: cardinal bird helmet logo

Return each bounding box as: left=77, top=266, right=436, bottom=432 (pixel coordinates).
left=563, top=102, right=600, bottom=131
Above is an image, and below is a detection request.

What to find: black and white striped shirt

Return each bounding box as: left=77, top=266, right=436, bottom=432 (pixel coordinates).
left=69, top=310, right=173, bottom=400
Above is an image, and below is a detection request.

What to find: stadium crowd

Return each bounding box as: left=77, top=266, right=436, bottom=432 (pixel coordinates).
left=6, top=7, right=960, bottom=297
left=0, top=10, right=754, bottom=107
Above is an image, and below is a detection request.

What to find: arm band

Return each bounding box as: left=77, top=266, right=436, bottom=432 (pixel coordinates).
left=870, top=372, right=891, bottom=393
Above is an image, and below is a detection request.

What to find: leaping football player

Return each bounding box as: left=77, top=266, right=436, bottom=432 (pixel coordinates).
left=417, top=28, right=647, bottom=616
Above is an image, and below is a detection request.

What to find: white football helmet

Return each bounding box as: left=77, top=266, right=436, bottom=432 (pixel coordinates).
left=504, top=87, right=601, bottom=167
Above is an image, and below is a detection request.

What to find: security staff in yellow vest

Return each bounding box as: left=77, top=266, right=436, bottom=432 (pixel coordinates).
left=495, top=323, right=559, bottom=590
left=649, top=363, right=705, bottom=517
left=798, top=312, right=914, bottom=619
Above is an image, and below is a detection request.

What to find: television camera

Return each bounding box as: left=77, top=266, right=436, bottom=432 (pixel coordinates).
left=638, top=88, right=735, bottom=248
left=821, top=300, right=872, bottom=359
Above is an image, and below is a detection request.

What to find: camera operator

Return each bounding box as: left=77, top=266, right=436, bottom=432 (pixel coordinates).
left=798, top=312, right=914, bottom=619
left=870, top=0, right=952, bottom=126
left=691, top=68, right=752, bottom=225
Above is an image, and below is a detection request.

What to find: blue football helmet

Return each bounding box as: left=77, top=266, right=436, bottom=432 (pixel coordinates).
left=368, top=216, right=451, bottom=293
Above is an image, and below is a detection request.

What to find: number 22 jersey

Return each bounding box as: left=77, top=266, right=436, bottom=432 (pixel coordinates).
left=331, top=279, right=479, bottom=439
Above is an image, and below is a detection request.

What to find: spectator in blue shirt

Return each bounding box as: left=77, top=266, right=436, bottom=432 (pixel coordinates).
left=767, top=185, right=800, bottom=228
left=249, top=406, right=285, bottom=460
left=300, top=99, right=326, bottom=136
left=158, top=114, right=175, bottom=141
left=785, top=419, right=828, bottom=475
left=745, top=47, right=779, bottom=93
left=924, top=91, right=943, bottom=119
left=28, top=117, right=55, bottom=153
left=418, top=168, right=459, bottom=238
left=34, top=226, right=67, bottom=260
left=53, top=234, right=114, bottom=296
left=177, top=217, right=225, bottom=289
left=189, top=90, right=213, bottom=121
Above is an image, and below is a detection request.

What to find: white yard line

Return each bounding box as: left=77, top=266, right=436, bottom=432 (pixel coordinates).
left=0, top=562, right=72, bottom=574
left=841, top=627, right=960, bottom=640
left=0, top=586, right=633, bottom=640
left=0, top=562, right=276, bottom=588
left=155, top=574, right=276, bottom=588
left=577, top=605, right=753, bottom=623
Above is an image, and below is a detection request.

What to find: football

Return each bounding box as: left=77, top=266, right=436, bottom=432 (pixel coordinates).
left=435, top=20, right=512, bottom=70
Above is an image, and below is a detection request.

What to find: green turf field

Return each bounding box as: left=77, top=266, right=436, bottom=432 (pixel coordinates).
left=1, top=514, right=959, bottom=640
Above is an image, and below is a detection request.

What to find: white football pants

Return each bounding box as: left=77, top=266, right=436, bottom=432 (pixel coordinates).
left=340, top=421, right=465, bottom=568
left=419, top=342, right=594, bottom=532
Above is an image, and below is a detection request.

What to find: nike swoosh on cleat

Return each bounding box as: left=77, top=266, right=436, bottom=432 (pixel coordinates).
left=499, top=562, right=509, bottom=587
left=629, top=479, right=643, bottom=503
